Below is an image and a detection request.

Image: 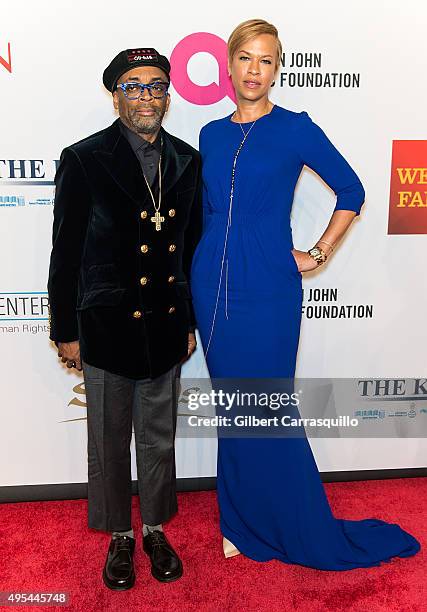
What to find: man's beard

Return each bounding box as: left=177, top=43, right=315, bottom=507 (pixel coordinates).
left=127, top=103, right=166, bottom=135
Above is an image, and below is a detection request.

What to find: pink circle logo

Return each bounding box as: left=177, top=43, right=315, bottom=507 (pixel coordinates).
left=170, top=33, right=236, bottom=105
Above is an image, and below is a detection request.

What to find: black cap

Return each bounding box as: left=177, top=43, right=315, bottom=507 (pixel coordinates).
left=103, top=48, right=171, bottom=92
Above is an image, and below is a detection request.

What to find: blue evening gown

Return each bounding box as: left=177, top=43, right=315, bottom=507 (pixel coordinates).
left=190, top=105, right=420, bottom=569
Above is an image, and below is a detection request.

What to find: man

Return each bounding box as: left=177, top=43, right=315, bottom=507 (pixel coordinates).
left=47, top=48, right=202, bottom=589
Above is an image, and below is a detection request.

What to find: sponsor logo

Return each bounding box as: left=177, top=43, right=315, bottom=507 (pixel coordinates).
left=0, top=292, right=49, bottom=321
left=170, top=34, right=361, bottom=105
left=0, top=195, right=54, bottom=207
left=68, top=382, right=87, bottom=409
left=387, top=408, right=417, bottom=419
left=279, top=52, right=360, bottom=88
left=388, top=140, right=427, bottom=234
left=354, top=409, right=386, bottom=420
left=28, top=197, right=54, bottom=206
left=0, top=195, right=24, bottom=206
left=0, top=42, right=12, bottom=73
left=0, top=159, right=58, bottom=185
left=356, top=379, right=426, bottom=420
left=60, top=382, right=87, bottom=424
left=354, top=408, right=417, bottom=420
left=358, top=378, right=427, bottom=401
left=302, top=287, right=374, bottom=319
left=170, top=33, right=236, bottom=105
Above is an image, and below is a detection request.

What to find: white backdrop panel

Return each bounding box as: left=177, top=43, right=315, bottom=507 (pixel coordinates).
left=0, top=0, right=426, bottom=487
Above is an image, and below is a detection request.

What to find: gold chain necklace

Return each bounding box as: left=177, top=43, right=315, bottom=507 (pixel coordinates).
left=143, top=137, right=164, bottom=231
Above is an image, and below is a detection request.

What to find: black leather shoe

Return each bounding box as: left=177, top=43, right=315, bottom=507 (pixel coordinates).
left=143, top=530, right=183, bottom=582
left=102, top=535, right=136, bottom=590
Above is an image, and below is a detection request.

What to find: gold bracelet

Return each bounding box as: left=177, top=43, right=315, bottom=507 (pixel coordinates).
left=318, top=239, right=335, bottom=251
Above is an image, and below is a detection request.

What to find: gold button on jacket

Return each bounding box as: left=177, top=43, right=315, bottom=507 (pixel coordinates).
left=141, top=244, right=149, bottom=254
left=168, top=306, right=176, bottom=314
left=140, top=277, right=148, bottom=286
left=169, top=244, right=176, bottom=253
left=169, top=209, right=176, bottom=217
left=132, top=310, right=142, bottom=319
left=168, top=275, right=175, bottom=284
left=140, top=210, right=148, bottom=219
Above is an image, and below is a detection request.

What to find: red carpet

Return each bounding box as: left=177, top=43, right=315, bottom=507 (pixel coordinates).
left=0, top=478, right=425, bottom=611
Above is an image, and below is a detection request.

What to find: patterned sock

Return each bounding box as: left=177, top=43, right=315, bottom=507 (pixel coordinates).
left=112, top=528, right=134, bottom=539
left=143, top=523, right=163, bottom=536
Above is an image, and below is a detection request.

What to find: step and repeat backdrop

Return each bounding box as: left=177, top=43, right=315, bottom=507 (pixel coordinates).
left=1, top=0, right=426, bottom=490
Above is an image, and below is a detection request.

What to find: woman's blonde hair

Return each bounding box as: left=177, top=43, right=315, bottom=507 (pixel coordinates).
left=228, top=19, right=283, bottom=71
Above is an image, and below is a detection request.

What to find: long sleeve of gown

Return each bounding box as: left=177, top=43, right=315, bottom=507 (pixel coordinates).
left=294, top=111, right=365, bottom=216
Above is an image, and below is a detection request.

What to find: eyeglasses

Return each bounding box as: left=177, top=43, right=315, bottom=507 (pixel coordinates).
left=117, top=81, right=169, bottom=100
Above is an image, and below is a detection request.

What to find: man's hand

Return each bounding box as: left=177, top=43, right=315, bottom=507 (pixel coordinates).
left=57, top=340, right=82, bottom=371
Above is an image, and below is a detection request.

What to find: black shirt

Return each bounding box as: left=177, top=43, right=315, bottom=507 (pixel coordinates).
left=119, top=120, right=161, bottom=187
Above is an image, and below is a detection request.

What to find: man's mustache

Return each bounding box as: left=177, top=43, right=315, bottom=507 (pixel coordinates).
left=133, top=105, right=161, bottom=113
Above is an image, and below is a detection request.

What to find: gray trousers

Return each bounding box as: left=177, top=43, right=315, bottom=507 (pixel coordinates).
left=82, top=361, right=181, bottom=532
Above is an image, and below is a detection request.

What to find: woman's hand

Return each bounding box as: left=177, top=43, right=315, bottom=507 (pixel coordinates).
left=180, top=333, right=197, bottom=364
left=291, top=249, right=321, bottom=273
left=187, top=332, right=197, bottom=357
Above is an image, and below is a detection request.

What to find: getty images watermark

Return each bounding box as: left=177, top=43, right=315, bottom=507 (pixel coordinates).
left=175, top=378, right=427, bottom=438
left=186, top=388, right=358, bottom=431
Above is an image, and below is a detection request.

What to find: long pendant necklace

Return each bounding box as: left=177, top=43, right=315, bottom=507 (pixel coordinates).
left=204, top=113, right=257, bottom=357
left=143, top=138, right=164, bottom=231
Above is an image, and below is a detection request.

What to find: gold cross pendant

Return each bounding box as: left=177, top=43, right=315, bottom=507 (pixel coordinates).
left=151, top=211, right=165, bottom=231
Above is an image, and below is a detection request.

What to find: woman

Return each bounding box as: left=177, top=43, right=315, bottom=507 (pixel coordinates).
left=190, top=19, right=420, bottom=569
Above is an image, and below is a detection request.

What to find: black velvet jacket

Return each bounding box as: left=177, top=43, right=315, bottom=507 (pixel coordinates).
left=48, top=119, right=202, bottom=379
